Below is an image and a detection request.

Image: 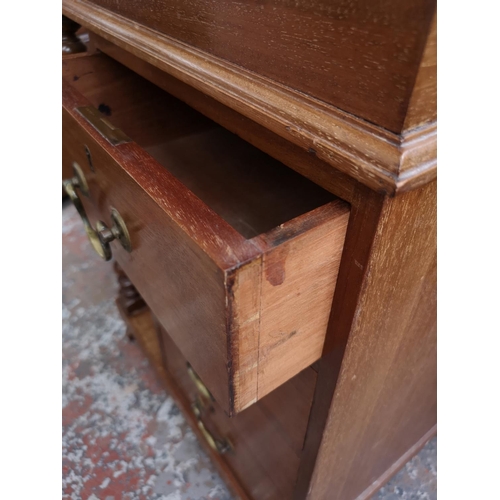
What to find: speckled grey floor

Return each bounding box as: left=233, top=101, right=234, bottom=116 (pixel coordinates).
left=62, top=202, right=437, bottom=500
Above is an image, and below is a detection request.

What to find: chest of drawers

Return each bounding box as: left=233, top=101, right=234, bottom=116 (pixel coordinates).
left=62, top=1, right=436, bottom=498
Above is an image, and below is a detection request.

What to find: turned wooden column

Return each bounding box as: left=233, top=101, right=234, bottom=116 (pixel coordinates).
left=113, top=262, right=147, bottom=340
left=114, top=262, right=147, bottom=316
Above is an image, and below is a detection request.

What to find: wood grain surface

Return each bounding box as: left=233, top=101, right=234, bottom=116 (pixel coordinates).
left=61, top=25, right=437, bottom=497
left=160, top=322, right=317, bottom=500
left=403, top=14, right=437, bottom=131
left=120, top=307, right=252, bottom=500
left=296, top=180, right=437, bottom=499
left=64, top=0, right=435, bottom=134
left=62, top=4, right=437, bottom=194
left=62, top=54, right=349, bottom=414
left=253, top=207, right=349, bottom=401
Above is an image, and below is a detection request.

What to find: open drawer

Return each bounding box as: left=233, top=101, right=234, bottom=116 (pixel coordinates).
left=62, top=53, right=349, bottom=414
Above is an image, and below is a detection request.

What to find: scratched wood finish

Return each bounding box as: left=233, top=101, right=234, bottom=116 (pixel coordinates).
left=62, top=54, right=349, bottom=414
left=64, top=0, right=435, bottom=134
left=295, top=180, right=437, bottom=499
left=61, top=6, right=437, bottom=194
left=160, top=322, right=317, bottom=500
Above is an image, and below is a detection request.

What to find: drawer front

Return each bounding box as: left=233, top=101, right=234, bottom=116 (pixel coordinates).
left=62, top=54, right=349, bottom=415
left=160, top=323, right=316, bottom=500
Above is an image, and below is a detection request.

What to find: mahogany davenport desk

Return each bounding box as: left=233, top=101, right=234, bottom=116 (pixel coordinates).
left=62, top=2, right=437, bottom=498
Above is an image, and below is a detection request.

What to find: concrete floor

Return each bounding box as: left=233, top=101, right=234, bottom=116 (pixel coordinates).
left=62, top=203, right=437, bottom=500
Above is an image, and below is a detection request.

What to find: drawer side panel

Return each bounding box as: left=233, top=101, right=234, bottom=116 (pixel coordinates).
left=256, top=202, right=349, bottom=400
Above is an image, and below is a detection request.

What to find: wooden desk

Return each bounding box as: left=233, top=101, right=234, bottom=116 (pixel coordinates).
left=62, top=2, right=436, bottom=498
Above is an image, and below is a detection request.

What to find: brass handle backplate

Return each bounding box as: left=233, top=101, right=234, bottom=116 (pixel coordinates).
left=192, top=398, right=232, bottom=455
left=63, top=162, right=132, bottom=261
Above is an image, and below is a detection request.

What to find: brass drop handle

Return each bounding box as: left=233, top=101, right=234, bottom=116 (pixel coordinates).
left=63, top=162, right=132, bottom=261
left=192, top=398, right=232, bottom=454
left=187, top=363, right=214, bottom=402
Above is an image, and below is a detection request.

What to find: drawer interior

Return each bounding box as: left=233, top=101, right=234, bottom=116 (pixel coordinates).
left=63, top=53, right=349, bottom=414
left=63, top=54, right=337, bottom=239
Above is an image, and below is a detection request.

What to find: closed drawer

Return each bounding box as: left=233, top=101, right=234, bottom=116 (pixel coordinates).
left=62, top=53, right=349, bottom=414
left=159, top=322, right=316, bottom=500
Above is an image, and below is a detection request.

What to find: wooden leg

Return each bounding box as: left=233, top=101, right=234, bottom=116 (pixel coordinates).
left=114, top=262, right=147, bottom=342
left=112, top=264, right=167, bottom=377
